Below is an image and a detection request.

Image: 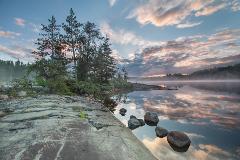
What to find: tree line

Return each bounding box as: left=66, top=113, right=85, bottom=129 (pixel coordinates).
left=0, top=60, right=28, bottom=82
left=30, top=8, right=129, bottom=95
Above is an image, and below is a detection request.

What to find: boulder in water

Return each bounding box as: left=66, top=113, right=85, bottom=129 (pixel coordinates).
left=144, top=112, right=159, bottom=126
left=155, top=126, right=168, bottom=138
left=167, top=131, right=191, bottom=152
left=128, top=115, right=145, bottom=130
left=119, top=108, right=127, bottom=116
left=138, top=119, right=145, bottom=126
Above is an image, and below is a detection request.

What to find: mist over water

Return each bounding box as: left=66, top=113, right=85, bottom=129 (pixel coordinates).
left=114, top=80, right=240, bottom=160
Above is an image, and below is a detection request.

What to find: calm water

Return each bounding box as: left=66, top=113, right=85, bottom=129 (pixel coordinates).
left=113, top=81, right=240, bottom=160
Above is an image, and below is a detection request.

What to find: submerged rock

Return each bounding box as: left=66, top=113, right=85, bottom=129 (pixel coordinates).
left=155, top=126, right=168, bottom=138
left=128, top=115, right=145, bottom=130
left=144, top=112, right=159, bottom=126
left=167, top=131, right=191, bottom=152
left=119, top=108, right=127, bottom=116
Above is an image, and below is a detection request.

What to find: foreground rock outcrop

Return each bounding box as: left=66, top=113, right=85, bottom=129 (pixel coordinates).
left=0, top=95, right=157, bottom=160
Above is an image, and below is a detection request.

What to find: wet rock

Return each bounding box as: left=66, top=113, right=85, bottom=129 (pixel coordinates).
left=0, top=94, right=8, bottom=100
left=130, top=115, right=136, bottom=119
left=119, top=108, right=127, bottom=116
left=138, top=119, right=145, bottom=126
left=167, top=131, right=191, bottom=152
left=18, top=91, right=27, bottom=97
left=144, top=112, right=159, bottom=126
left=155, top=126, right=168, bottom=138
left=128, top=117, right=141, bottom=130
left=128, top=115, right=145, bottom=130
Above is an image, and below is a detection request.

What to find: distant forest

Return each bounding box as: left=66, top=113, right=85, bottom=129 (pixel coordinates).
left=0, top=60, right=28, bottom=82
left=135, top=63, right=240, bottom=81
left=189, top=63, right=240, bottom=79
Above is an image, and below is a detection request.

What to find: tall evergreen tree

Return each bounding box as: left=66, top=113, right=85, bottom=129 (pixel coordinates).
left=76, top=21, right=101, bottom=81
left=62, top=8, right=82, bottom=78
left=32, top=16, right=68, bottom=88
left=95, top=37, right=116, bottom=83
left=33, top=16, right=62, bottom=59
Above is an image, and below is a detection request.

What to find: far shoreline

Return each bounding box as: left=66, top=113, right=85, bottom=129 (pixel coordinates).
left=129, top=79, right=240, bottom=83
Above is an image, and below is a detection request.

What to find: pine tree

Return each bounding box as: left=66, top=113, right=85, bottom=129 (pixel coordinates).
left=95, top=37, right=116, bottom=83
left=62, top=8, right=82, bottom=78
left=76, top=21, right=101, bottom=81
left=32, top=16, right=68, bottom=87
left=33, top=16, right=62, bottom=59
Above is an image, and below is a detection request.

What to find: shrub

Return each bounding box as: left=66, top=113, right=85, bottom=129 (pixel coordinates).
left=79, top=110, right=88, bottom=119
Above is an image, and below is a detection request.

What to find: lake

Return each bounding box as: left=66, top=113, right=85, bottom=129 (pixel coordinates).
left=113, top=81, right=240, bottom=160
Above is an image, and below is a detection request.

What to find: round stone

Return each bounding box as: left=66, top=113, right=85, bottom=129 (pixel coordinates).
left=167, top=131, right=191, bottom=152
left=155, top=126, right=168, bottom=138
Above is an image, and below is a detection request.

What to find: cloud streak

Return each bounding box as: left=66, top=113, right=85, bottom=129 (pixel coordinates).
left=0, top=44, right=35, bottom=61
left=100, top=22, right=162, bottom=47
left=0, top=30, right=21, bottom=38
left=177, top=21, right=202, bottom=28
left=195, top=3, right=227, bottom=16
left=127, top=0, right=235, bottom=28
left=231, top=0, right=240, bottom=11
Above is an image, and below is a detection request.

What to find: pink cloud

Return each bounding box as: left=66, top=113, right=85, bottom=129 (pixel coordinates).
left=195, top=3, right=227, bottom=16
left=127, top=0, right=234, bottom=28
left=0, top=30, right=20, bottom=38
left=15, top=18, right=25, bottom=27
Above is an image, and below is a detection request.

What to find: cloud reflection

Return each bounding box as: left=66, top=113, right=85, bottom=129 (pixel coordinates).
left=142, top=137, right=237, bottom=160
left=142, top=86, right=240, bottom=129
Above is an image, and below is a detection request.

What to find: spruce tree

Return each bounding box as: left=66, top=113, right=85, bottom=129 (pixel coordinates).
left=33, top=16, right=62, bottom=59
left=77, top=21, right=101, bottom=81
left=95, top=37, right=116, bottom=83
left=32, top=16, right=68, bottom=92
left=62, top=8, right=82, bottom=79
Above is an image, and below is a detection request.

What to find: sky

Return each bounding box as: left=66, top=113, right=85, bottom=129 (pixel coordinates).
left=0, top=0, right=240, bottom=76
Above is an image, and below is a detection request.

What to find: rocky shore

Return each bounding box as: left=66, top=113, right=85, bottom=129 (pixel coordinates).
left=0, top=95, right=157, bottom=160
left=113, top=82, right=177, bottom=94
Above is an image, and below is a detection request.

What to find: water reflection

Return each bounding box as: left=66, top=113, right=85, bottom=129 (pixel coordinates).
left=114, top=82, right=240, bottom=160
left=142, top=86, right=240, bottom=129
left=143, top=137, right=237, bottom=160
